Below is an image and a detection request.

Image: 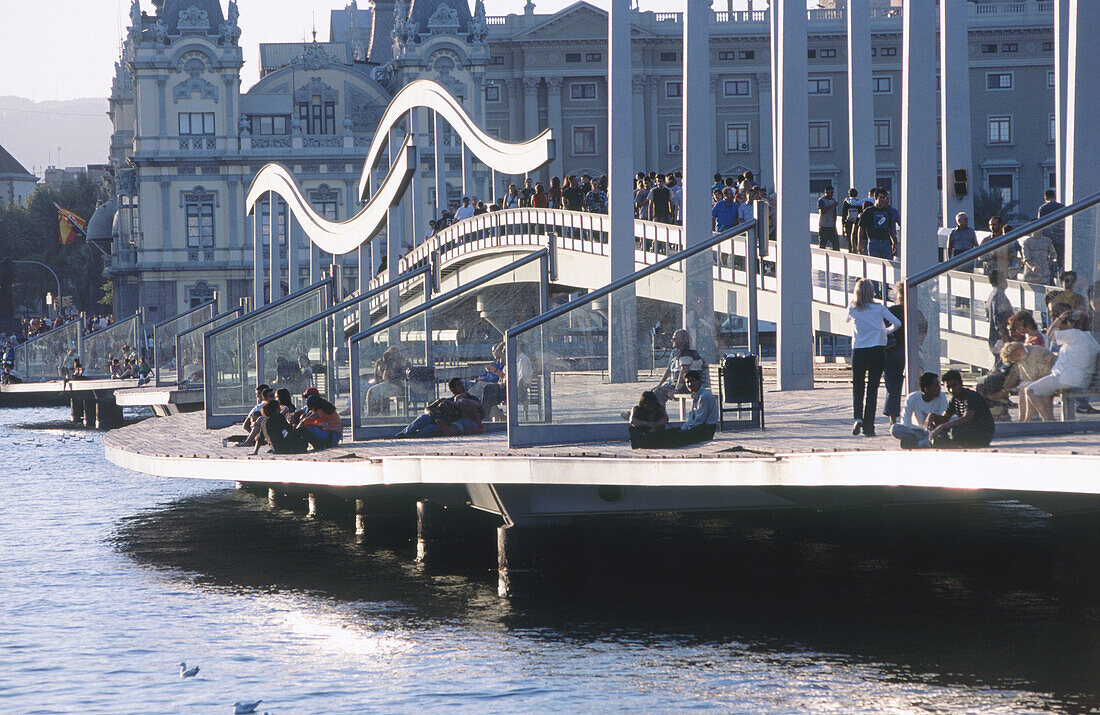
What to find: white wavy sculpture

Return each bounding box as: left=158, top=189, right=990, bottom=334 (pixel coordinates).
left=245, top=79, right=553, bottom=256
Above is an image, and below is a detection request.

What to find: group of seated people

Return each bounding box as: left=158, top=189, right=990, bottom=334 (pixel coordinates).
left=110, top=357, right=152, bottom=383
left=890, top=370, right=996, bottom=449
left=235, top=384, right=343, bottom=454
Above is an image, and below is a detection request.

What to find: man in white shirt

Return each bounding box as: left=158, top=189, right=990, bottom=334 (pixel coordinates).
left=632, top=371, right=718, bottom=449
left=453, top=196, right=474, bottom=222
left=890, top=372, right=949, bottom=449
left=1023, top=310, right=1100, bottom=421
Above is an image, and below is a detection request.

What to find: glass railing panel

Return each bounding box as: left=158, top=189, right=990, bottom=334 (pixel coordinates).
left=82, top=313, right=140, bottom=378
left=11, top=320, right=81, bottom=383
left=354, top=311, right=430, bottom=431
left=205, top=283, right=330, bottom=428
left=175, top=309, right=242, bottom=389
left=508, top=224, right=758, bottom=448
left=908, top=202, right=1100, bottom=426
left=153, top=302, right=215, bottom=386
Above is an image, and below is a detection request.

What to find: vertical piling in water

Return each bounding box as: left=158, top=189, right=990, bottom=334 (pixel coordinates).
left=416, top=500, right=498, bottom=568
left=82, top=398, right=97, bottom=429
left=96, top=398, right=123, bottom=430
left=308, top=493, right=318, bottom=518
left=355, top=499, right=367, bottom=538
left=70, top=397, right=84, bottom=424
left=497, top=524, right=544, bottom=599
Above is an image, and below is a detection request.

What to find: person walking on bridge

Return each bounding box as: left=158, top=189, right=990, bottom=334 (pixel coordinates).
left=817, top=185, right=840, bottom=250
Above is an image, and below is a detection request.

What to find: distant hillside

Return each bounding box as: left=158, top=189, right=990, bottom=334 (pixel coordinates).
left=0, top=97, right=111, bottom=177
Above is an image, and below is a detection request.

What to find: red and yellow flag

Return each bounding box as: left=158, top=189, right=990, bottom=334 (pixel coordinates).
left=56, top=205, right=87, bottom=246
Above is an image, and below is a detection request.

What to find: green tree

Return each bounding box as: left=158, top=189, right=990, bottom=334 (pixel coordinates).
left=972, top=188, right=1021, bottom=230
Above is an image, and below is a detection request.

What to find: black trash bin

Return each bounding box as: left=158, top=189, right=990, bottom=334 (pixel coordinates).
left=718, top=353, right=763, bottom=430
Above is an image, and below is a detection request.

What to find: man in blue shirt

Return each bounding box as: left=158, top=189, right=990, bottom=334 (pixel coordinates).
left=945, top=212, right=978, bottom=258
left=857, top=189, right=897, bottom=259
left=711, top=187, right=739, bottom=232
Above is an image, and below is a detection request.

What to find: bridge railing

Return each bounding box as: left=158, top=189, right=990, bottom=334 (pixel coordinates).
left=175, top=307, right=243, bottom=390
left=11, top=319, right=82, bottom=382
left=350, top=249, right=552, bottom=440
left=82, top=312, right=141, bottom=379
left=256, top=265, right=434, bottom=412
left=505, top=221, right=758, bottom=448
left=152, top=299, right=216, bottom=387
left=204, top=278, right=334, bottom=429
left=906, top=192, right=1100, bottom=422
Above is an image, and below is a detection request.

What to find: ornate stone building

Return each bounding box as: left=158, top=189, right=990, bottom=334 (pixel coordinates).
left=100, top=0, right=1057, bottom=319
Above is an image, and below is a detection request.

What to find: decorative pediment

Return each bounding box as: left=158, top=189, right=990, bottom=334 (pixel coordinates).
left=294, top=77, right=338, bottom=104
left=181, top=186, right=218, bottom=206
left=309, top=184, right=341, bottom=204
left=427, top=3, right=461, bottom=32
left=174, top=75, right=218, bottom=102
left=514, top=1, right=654, bottom=40
left=291, top=40, right=336, bottom=71
left=177, top=5, right=211, bottom=32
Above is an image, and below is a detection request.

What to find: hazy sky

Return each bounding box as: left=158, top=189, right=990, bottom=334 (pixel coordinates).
left=0, top=0, right=771, bottom=102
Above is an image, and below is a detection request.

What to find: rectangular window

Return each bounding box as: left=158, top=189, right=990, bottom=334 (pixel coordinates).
left=565, top=53, right=581, bottom=63
left=660, top=51, right=677, bottom=62
left=723, top=80, right=750, bottom=97
left=981, top=43, right=998, bottom=54
left=871, top=48, right=877, bottom=57
left=1002, top=43, right=1018, bottom=53
left=809, top=178, right=832, bottom=194
left=820, top=48, right=836, bottom=59
left=1047, top=70, right=1055, bottom=89
left=1049, top=113, right=1056, bottom=144
left=185, top=200, right=215, bottom=248
left=988, top=115, right=1012, bottom=144
left=489, top=56, right=505, bottom=65
left=725, top=123, right=750, bottom=152
left=666, top=80, right=682, bottom=98
left=807, top=49, right=817, bottom=59
left=1043, top=41, right=1054, bottom=52
left=585, top=52, right=602, bottom=62
left=808, top=78, right=832, bottom=95
left=667, top=123, right=682, bottom=154
left=718, top=51, right=736, bottom=61
left=872, top=76, right=892, bottom=93
left=570, top=82, right=597, bottom=100
left=738, top=50, right=754, bottom=60
left=874, top=119, right=891, bottom=149
left=324, top=103, right=336, bottom=135
left=252, top=116, right=287, bottom=135
left=572, top=125, right=596, bottom=155
left=297, top=101, right=336, bottom=135
left=879, top=47, right=897, bottom=57
left=986, top=72, right=1013, bottom=90
left=485, top=84, right=500, bottom=102
left=809, top=121, right=831, bottom=150
left=989, top=173, right=1014, bottom=206
left=178, top=112, right=215, bottom=135
left=314, top=201, right=338, bottom=220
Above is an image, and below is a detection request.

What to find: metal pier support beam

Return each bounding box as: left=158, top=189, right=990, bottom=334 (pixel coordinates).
left=607, top=0, right=637, bottom=383
left=774, top=0, right=813, bottom=390
left=1065, top=0, right=1100, bottom=289
left=902, top=0, right=942, bottom=392
left=683, top=0, right=716, bottom=365
left=846, top=0, right=875, bottom=193
left=497, top=524, right=541, bottom=598
left=416, top=500, right=496, bottom=568
left=939, top=0, right=974, bottom=225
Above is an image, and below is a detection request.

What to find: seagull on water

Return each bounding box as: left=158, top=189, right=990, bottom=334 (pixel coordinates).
left=179, top=662, right=200, bottom=678
left=233, top=701, right=262, bottom=714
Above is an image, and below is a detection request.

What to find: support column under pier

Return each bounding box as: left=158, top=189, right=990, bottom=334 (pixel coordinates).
left=70, top=397, right=84, bottom=424
left=82, top=398, right=97, bottom=429
left=354, top=496, right=418, bottom=545
left=95, top=398, right=124, bottom=430
left=416, top=500, right=498, bottom=569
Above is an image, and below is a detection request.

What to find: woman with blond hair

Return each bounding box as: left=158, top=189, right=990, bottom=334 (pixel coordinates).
left=845, top=279, right=901, bottom=436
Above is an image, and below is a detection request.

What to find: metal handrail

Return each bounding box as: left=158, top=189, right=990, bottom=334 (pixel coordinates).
left=905, top=190, right=1100, bottom=288
left=202, top=276, right=335, bottom=341
left=505, top=220, right=756, bottom=338
left=150, top=298, right=216, bottom=333
left=257, top=265, right=431, bottom=350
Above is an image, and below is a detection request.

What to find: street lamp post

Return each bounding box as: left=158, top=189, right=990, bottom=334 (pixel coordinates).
left=12, top=260, right=63, bottom=315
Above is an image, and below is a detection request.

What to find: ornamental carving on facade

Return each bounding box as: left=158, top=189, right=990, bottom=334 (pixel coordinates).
left=177, top=5, right=211, bottom=32
left=218, top=0, right=242, bottom=46
left=291, top=40, right=335, bottom=71
left=346, top=84, right=385, bottom=132
left=428, top=4, right=461, bottom=33
left=294, top=77, right=338, bottom=104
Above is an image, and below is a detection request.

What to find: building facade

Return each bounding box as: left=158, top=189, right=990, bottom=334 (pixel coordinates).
left=0, top=144, right=39, bottom=207
left=102, top=0, right=1058, bottom=319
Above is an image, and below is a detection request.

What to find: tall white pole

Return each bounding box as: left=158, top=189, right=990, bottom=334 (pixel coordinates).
left=387, top=126, right=405, bottom=319
left=607, top=0, right=636, bottom=382
left=433, top=110, right=447, bottom=219
left=1065, top=0, right=1100, bottom=289
left=1055, top=0, right=1070, bottom=195
left=902, top=0, right=940, bottom=391
left=683, top=0, right=715, bottom=363
left=847, top=0, right=875, bottom=195
left=769, top=4, right=779, bottom=191
left=410, top=108, right=427, bottom=247
left=774, top=0, right=812, bottom=391
left=268, top=193, right=281, bottom=302
left=939, top=0, right=973, bottom=227
left=288, top=216, right=302, bottom=293
left=252, top=207, right=263, bottom=308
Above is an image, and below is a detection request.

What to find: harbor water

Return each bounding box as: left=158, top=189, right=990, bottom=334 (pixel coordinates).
left=2, top=406, right=1099, bottom=713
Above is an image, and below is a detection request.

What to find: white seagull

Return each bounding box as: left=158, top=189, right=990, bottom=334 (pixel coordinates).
left=233, top=701, right=263, bottom=714
left=179, top=662, right=200, bottom=678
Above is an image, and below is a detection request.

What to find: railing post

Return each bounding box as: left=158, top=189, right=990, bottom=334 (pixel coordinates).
left=749, top=210, right=762, bottom=356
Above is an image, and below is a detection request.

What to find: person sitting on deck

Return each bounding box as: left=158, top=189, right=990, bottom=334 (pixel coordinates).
left=631, top=371, right=717, bottom=449
left=1, top=364, right=20, bottom=384
left=927, top=370, right=996, bottom=449
left=274, top=388, right=296, bottom=421
left=136, top=357, right=152, bottom=386
left=297, top=394, right=343, bottom=450
left=998, top=341, right=1054, bottom=423
left=243, top=384, right=273, bottom=433
left=628, top=391, right=670, bottom=449
left=395, top=378, right=484, bottom=438
left=255, top=400, right=309, bottom=455
left=1022, top=310, right=1100, bottom=421
left=890, top=372, right=949, bottom=449
left=290, top=386, right=319, bottom=426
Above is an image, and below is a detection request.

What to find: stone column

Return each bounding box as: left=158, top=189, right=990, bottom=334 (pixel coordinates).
left=545, top=77, right=564, bottom=182
left=632, top=76, right=647, bottom=174
left=769, top=5, right=779, bottom=188
left=710, top=77, right=721, bottom=179
left=433, top=109, right=447, bottom=217
left=608, top=0, right=637, bottom=382
left=902, top=0, right=941, bottom=391
left=462, top=143, right=475, bottom=199
left=1065, top=0, right=1100, bottom=289
left=756, top=73, right=773, bottom=189
left=683, top=0, right=716, bottom=364
left=939, top=0, right=973, bottom=226
left=268, top=194, right=281, bottom=302
left=847, top=0, right=876, bottom=194
left=522, top=77, right=540, bottom=142
left=774, top=0, right=813, bottom=390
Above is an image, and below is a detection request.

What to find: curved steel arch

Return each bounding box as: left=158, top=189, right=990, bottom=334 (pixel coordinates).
left=244, top=80, right=553, bottom=256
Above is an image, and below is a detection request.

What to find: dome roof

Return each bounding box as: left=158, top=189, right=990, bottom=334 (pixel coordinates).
left=86, top=199, right=118, bottom=243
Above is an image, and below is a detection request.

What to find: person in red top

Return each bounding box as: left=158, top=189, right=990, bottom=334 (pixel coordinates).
left=531, top=182, right=549, bottom=208
left=298, top=394, right=343, bottom=449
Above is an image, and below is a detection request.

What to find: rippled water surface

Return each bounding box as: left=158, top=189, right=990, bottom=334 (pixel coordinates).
left=2, top=406, right=1099, bottom=713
